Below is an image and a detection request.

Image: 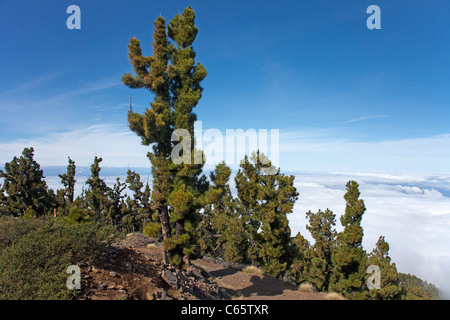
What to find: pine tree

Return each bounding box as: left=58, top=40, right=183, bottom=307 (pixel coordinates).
left=65, top=196, right=90, bottom=224
left=59, top=157, right=76, bottom=204
left=234, top=153, right=262, bottom=265
left=107, top=177, right=127, bottom=227
left=235, top=151, right=299, bottom=276
left=0, top=147, right=54, bottom=217
left=84, top=157, right=110, bottom=225
left=123, top=7, right=207, bottom=267
left=366, top=236, right=401, bottom=300
left=288, top=232, right=311, bottom=284
left=201, top=162, right=247, bottom=263
left=0, top=184, right=6, bottom=214
left=125, top=170, right=154, bottom=233
left=303, top=208, right=337, bottom=291
left=398, top=273, right=440, bottom=300
left=329, top=180, right=367, bottom=299
left=56, top=157, right=77, bottom=216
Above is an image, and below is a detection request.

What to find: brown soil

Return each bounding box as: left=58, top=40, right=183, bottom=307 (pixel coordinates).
left=77, top=233, right=325, bottom=300
left=192, top=259, right=326, bottom=300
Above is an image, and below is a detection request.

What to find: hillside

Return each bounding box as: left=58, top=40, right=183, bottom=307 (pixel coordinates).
left=77, top=233, right=326, bottom=300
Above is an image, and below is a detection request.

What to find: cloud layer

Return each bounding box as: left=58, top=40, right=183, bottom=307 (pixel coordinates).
left=279, top=130, right=450, bottom=173
left=0, top=124, right=151, bottom=168
left=289, top=172, right=450, bottom=298
left=2, top=124, right=450, bottom=175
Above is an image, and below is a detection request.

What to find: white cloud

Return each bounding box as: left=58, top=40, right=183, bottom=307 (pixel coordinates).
left=2, top=124, right=450, bottom=174
left=279, top=130, right=450, bottom=173
left=289, top=171, right=450, bottom=297
left=337, top=114, right=389, bottom=124
left=0, top=124, right=151, bottom=168
left=0, top=75, right=122, bottom=136
left=0, top=73, right=61, bottom=96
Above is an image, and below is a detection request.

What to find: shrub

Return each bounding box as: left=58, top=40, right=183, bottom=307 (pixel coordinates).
left=0, top=217, right=117, bottom=300
left=325, top=292, right=346, bottom=300
left=143, top=221, right=162, bottom=238
left=0, top=217, right=45, bottom=251
left=298, top=282, right=315, bottom=293
left=242, top=266, right=264, bottom=277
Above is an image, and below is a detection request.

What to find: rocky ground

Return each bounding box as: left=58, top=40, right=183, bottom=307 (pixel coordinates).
left=76, top=233, right=325, bottom=300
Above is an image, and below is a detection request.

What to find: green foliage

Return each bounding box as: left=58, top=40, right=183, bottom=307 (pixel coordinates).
left=365, top=236, right=401, bottom=300
left=143, top=221, right=162, bottom=238
left=169, top=254, right=182, bottom=267
left=288, top=181, right=440, bottom=300
left=287, top=232, right=310, bottom=284
left=122, top=6, right=207, bottom=267
left=328, top=181, right=368, bottom=299
left=0, top=147, right=55, bottom=217
left=235, top=151, right=298, bottom=277
left=84, top=157, right=110, bottom=225
left=57, top=163, right=150, bottom=233
left=58, top=157, right=77, bottom=210
left=0, top=217, right=116, bottom=300
left=0, top=217, right=44, bottom=251
left=398, top=273, right=440, bottom=300
left=106, top=177, right=127, bottom=226
left=300, top=209, right=337, bottom=291
left=200, top=162, right=247, bottom=263
left=64, top=197, right=90, bottom=224
left=121, top=170, right=153, bottom=233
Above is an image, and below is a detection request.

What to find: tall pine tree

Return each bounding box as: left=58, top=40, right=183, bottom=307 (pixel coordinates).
left=303, top=208, right=337, bottom=291
left=59, top=157, right=76, bottom=204
left=201, top=162, right=247, bottom=263
left=106, top=177, right=127, bottom=227
left=125, top=170, right=154, bottom=233
left=56, top=157, right=77, bottom=216
left=123, top=7, right=207, bottom=267
left=288, top=232, right=311, bottom=285
left=329, top=180, right=367, bottom=299
left=84, top=157, right=110, bottom=225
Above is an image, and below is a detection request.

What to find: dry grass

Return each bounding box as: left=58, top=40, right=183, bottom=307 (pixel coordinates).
left=146, top=243, right=159, bottom=250
left=325, top=292, right=346, bottom=300
left=242, top=266, right=264, bottom=277
left=298, top=282, right=315, bottom=293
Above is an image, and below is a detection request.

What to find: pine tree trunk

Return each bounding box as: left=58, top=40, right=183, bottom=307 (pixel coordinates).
left=174, top=220, right=186, bottom=266
left=69, top=190, right=74, bottom=204
left=159, top=205, right=171, bottom=264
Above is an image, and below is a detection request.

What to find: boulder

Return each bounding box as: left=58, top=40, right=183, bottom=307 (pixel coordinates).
left=161, top=269, right=179, bottom=289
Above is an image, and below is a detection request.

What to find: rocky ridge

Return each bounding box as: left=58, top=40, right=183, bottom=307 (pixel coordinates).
left=77, top=234, right=229, bottom=300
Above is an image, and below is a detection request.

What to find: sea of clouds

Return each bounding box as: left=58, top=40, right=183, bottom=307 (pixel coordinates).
left=39, top=167, right=450, bottom=298
left=288, top=171, right=450, bottom=299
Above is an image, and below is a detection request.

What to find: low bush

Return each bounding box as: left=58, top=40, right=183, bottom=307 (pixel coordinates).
left=242, top=265, right=264, bottom=277
left=325, top=292, right=346, bottom=300
left=0, top=217, right=117, bottom=300
left=298, top=282, right=315, bottom=293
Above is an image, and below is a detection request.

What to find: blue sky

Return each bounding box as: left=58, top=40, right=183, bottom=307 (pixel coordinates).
left=0, top=0, right=450, bottom=172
